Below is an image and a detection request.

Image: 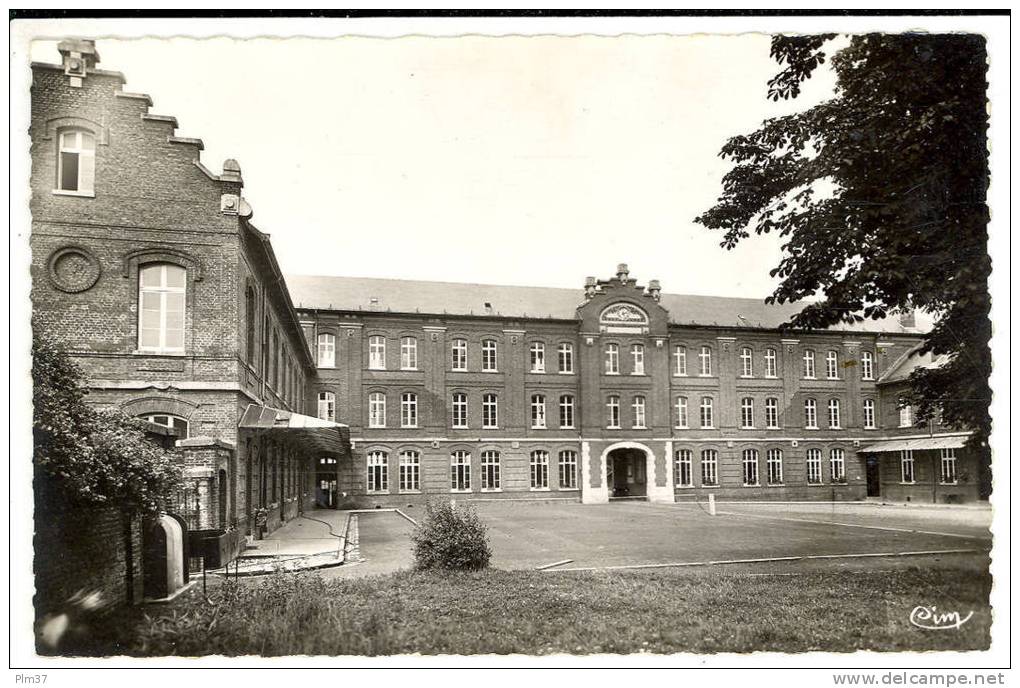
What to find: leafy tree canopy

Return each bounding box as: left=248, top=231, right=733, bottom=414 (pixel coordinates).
left=696, top=33, right=991, bottom=448
left=33, top=335, right=183, bottom=515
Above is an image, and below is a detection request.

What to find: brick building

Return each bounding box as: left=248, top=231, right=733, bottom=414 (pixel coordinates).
left=30, top=38, right=984, bottom=608
left=30, top=39, right=348, bottom=607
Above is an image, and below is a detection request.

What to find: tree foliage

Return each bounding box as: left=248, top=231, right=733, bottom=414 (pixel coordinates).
left=696, top=33, right=991, bottom=448
left=33, top=335, right=183, bottom=516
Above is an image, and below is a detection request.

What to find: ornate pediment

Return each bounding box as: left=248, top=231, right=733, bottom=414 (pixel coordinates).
left=599, top=302, right=649, bottom=333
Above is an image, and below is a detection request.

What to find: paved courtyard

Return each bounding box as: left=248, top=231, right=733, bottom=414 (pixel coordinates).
left=289, top=501, right=991, bottom=578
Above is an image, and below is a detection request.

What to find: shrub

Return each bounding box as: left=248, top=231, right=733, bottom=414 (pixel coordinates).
left=410, top=500, right=491, bottom=570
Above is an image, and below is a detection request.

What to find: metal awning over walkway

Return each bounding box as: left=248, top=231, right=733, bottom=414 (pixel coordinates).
left=860, top=435, right=970, bottom=453
left=238, top=404, right=350, bottom=455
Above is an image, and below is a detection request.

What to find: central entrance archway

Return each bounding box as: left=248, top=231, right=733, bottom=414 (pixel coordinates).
left=607, top=447, right=648, bottom=498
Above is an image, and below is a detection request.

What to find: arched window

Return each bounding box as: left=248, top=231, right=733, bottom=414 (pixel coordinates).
left=400, top=337, right=418, bottom=370
left=481, top=450, right=500, bottom=490
left=451, top=451, right=471, bottom=491
left=826, top=350, right=840, bottom=379
left=701, top=449, right=718, bottom=486
left=530, top=342, right=545, bottom=373
left=699, top=397, right=714, bottom=428
left=558, top=450, right=578, bottom=489
left=57, top=128, right=96, bottom=194
left=803, top=349, right=816, bottom=378
left=559, top=395, right=575, bottom=428
left=482, top=393, right=498, bottom=428
left=481, top=339, right=498, bottom=371
left=632, top=395, right=646, bottom=428
left=863, top=399, right=876, bottom=429
left=766, top=449, right=784, bottom=485
left=140, top=413, right=189, bottom=439
left=742, top=449, right=759, bottom=486
left=764, top=348, right=778, bottom=378
left=451, top=393, right=468, bottom=428
left=317, top=332, right=335, bottom=368
left=804, top=398, right=818, bottom=429
left=530, top=450, right=550, bottom=490
left=673, top=345, right=687, bottom=376
left=674, top=449, right=693, bottom=487
left=699, top=346, right=713, bottom=376
left=861, top=351, right=875, bottom=380
left=451, top=338, right=468, bottom=370
left=740, top=397, right=754, bottom=428
left=531, top=394, right=547, bottom=428
left=764, top=397, right=779, bottom=429
left=138, top=263, right=186, bottom=353
left=367, top=451, right=388, bottom=493
left=558, top=343, right=574, bottom=373
left=368, top=392, right=386, bottom=427
left=606, top=395, right=621, bottom=428
left=828, top=399, right=841, bottom=428
left=675, top=396, right=689, bottom=429
left=740, top=347, right=754, bottom=377
left=631, top=344, right=645, bottom=375
left=605, top=343, right=620, bottom=374
left=368, top=336, right=386, bottom=369
left=399, top=450, right=420, bottom=493
left=806, top=449, right=823, bottom=484
left=400, top=392, right=418, bottom=427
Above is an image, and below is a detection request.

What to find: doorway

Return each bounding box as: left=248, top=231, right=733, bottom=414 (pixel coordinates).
left=607, top=447, right=647, bottom=498
left=865, top=455, right=881, bottom=497
left=316, top=456, right=339, bottom=508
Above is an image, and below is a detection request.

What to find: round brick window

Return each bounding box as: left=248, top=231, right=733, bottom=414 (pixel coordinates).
left=47, top=246, right=101, bottom=293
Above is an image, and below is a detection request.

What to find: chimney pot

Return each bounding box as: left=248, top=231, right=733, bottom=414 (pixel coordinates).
left=616, top=263, right=629, bottom=280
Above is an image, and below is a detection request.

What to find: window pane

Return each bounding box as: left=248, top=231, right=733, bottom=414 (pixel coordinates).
left=165, top=265, right=186, bottom=289
left=60, top=151, right=79, bottom=190
left=80, top=132, right=96, bottom=150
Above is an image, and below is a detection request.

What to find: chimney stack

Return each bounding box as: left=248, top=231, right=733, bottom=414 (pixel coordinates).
left=616, top=263, right=629, bottom=281
left=648, top=279, right=661, bottom=301
left=584, top=276, right=597, bottom=300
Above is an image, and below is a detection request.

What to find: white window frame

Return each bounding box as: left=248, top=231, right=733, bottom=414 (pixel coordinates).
left=631, top=344, right=645, bottom=375
left=451, top=451, right=471, bottom=492
left=531, top=394, right=547, bottom=429
left=400, top=337, right=418, bottom=370
left=482, top=339, right=498, bottom=372
left=317, top=333, right=336, bottom=368
left=451, top=338, right=468, bottom=371
left=56, top=128, right=96, bottom=195
left=740, top=397, right=755, bottom=429
left=400, top=392, right=418, bottom=428
left=899, top=400, right=914, bottom=428
left=764, top=397, right=779, bottom=429
left=605, top=343, right=620, bottom=375
left=368, top=336, right=386, bottom=370
left=367, top=451, right=388, bottom=493
left=806, top=449, right=823, bottom=484
left=530, top=342, right=546, bottom=373
left=481, top=450, right=501, bottom=491
left=861, top=351, right=874, bottom=381
left=804, top=398, right=818, bottom=429
left=766, top=448, right=784, bottom=485
left=368, top=392, right=386, bottom=428
left=826, top=350, right=840, bottom=380
left=900, top=449, right=915, bottom=484
left=740, top=347, right=754, bottom=377
left=742, top=449, right=760, bottom=486
left=675, top=396, right=689, bottom=429
left=674, top=345, right=687, bottom=376
left=606, top=395, right=621, bottom=429
left=317, top=391, right=336, bottom=422
left=863, top=399, right=876, bottom=429
left=398, top=450, right=420, bottom=493
left=940, top=448, right=958, bottom=484
left=137, top=263, right=186, bottom=353
left=764, top=348, right=778, bottom=378
left=632, top=396, right=646, bottom=429
left=451, top=393, right=468, bottom=428
left=701, top=449, right=718, bottom=486
left=803, top=349, right=816, bottom=379
left=530, top=450, right=550, bottom=490
left=558, top=450, right=578, bottom=489
left=700, top=397, right=714, bottom=429
left=699, top=346, right=713, bottom=376
left=558, top=342, right=574, bottom=374
left=674, top=449, right=693, bottom=487
left=482, top=393, right=499, bottom=429
left=828, top=398, right=841, bottom=429
left=559, top=394, right=575, bottom=429
left=830, top=448, right=846, bottom=482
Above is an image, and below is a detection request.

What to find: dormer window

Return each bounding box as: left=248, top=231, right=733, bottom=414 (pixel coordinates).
left=57, top=129, right=95, bottom=195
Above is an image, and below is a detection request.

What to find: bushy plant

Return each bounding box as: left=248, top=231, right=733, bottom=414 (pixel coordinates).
left=410, top=500, right=491, bottom=570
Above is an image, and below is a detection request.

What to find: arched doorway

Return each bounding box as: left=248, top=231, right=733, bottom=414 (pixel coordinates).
left=142, top=514, right=185, bottom=600
left=606, top=446, right=649, bottom=498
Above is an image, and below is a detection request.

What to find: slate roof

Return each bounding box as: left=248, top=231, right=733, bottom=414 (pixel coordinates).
left=285, top=274, right=925, bottom=335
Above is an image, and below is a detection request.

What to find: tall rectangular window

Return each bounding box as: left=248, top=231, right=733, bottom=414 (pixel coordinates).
left=317, top=391, right=336, bottom=422
left=828, top=398, right=841, bottom=429
left=803, top=350, right=816, bottom=379
left=559, top=450, right=578, bottom=489
left=765, top=397, right=779, bottom=429
left=863, top=399, right=876, bottom=429
left=451, top=338, right=467, bottom=370
left=805, top=398, right=818, bottom=429
left=368, top=392, right=386, bottom=428
left=631, top=344, right=645, bottom=375
left=701, top=449, right=718, bottom=486
left=606, top=395, right=621, bottom=428
left=57, top=129, right=96, bottom=193
left=674, top=449, right=693, bottom=487
left=699, top=346, right=712, bottom=376
left=605, top=344, right=620, bottom=374
left=245, top=287, right=256, bottom=366
left=368, top=336, right=386, bottom=369
left=900, top=450, right=915, bottom=483
left=482, top=394, right=498, bottom=428
left=481, top=451, right=501, bottom=490
left=675, top=397, right=689, bottom=429
left=674, top=345, right=687, bottom=376
left=632, top=396, right=646, bottom=428
left=367, top=451, right=388, bottom=493
left=861, top=351, right=874, bottom=380
left=830, top=448, right=846, bottom=482
left=826, top=350, right=840, bottom=379
left=317, top=333, right=335, bottom=368
left=530, top=342, right=545, bottom=373
left=138, top=263, right=186, bottom=352
left=451, top=393, right=468, bottom=428
left=400, top=392, right=418, bottom=427
left=740, top=397, right=754, bottom=429
left=399, top=450, right=420, bottom=492
left=451, top=451, right=471, bottom=491
left=559, top=395, right=575, bottom=428
left=940, top=448, right=958, bottom=484
left=899, top=399, right=914, bottom=427
left=530, top=394, right=547, bottom=428
left=766, top=449, right=783, bottom=485
left=558, top=343, right=574, bottom=373
left=482, top=339, right=498, bottom=371
left=700, top=397, right=714, bottom=428
left=400, top=337, right=418, bottom=370
left=742, top=449, right=759, bottom=486
left=806, top=449, right=822, bottom=484
left=764, top=348, right=778, bottom=378
left=530, top=451, right=549, bottom=490
left=740, top=347, right=754, bottom=377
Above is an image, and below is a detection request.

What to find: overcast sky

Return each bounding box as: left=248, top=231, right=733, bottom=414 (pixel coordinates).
left=30, top=35, right=839, bottom=297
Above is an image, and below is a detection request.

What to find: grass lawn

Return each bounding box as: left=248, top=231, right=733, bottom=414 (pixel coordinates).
left=118, top=565, right=990, bottom=656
